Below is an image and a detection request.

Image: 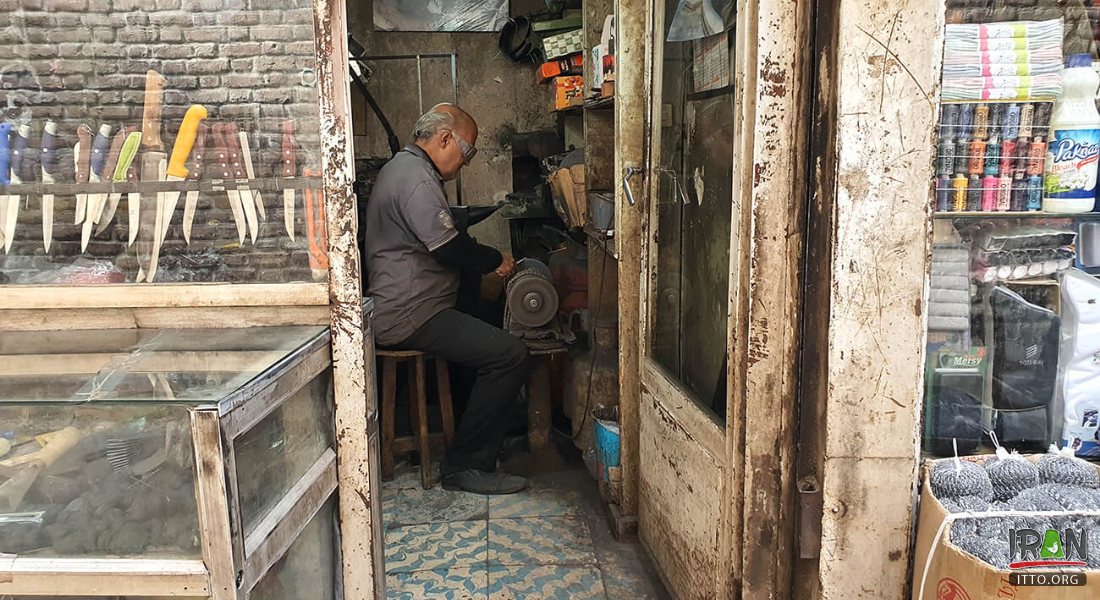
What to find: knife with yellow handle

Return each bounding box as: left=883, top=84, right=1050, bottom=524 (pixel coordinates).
left=97, top=128, right=141, bottom=236
left=148, top=105, right=208, bottom=282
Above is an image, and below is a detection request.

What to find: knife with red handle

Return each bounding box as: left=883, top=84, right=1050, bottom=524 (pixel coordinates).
left=224, top=122, right=258, bottom=242
left=281, top=120, right=297, bottom=241
left=74, top=124, right=92, bottom=226
left=212, top=123, right=247, bottom=244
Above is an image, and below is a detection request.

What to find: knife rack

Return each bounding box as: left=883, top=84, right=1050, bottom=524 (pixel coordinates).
left=0, top=176, right=324, bottom=196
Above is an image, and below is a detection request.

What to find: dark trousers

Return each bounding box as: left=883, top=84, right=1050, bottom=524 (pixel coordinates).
left=394, top=307, right=531, bottom=475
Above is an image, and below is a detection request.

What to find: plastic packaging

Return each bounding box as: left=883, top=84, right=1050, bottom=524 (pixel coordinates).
left=1055, top=269, right=1100, bottom=454
left=1043, top=53, right=1100, bottom=213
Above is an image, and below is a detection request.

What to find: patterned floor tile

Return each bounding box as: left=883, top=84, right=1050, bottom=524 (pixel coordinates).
left=488, top=516, right=597, bottom=567
left=387, top=567, right=489, bottom=600
left=384, top=486, right=489, bottom=529
left=488, top=487, right=583, bottom=519
left=385, top=521, right=488, bottom=573
left=487, top=565, right=605, bottom=600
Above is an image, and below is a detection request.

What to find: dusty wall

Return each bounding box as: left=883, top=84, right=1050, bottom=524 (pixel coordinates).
left=346, top=0, right=558, bottom=251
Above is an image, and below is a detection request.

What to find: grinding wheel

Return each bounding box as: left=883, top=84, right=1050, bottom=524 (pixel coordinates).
left=506, top=258, right=559, bottom=329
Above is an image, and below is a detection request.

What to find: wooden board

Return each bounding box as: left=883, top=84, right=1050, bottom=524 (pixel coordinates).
left=190, top=409, right=241, bottom=600
left=0, top=283, right=328, bottom=310
left=0, top=306, right=329, bottom=331
left=0, top=558, right=209, bottom=597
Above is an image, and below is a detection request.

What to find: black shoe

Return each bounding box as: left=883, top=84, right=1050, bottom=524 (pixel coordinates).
left=441, top=468, right=529, bottom=495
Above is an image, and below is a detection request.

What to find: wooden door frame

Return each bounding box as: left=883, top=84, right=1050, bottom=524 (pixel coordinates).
left=627, top=0, right=812, bottom=596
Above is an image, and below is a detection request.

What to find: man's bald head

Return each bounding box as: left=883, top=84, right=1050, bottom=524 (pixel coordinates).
left=413, top=103, right=477, bottom=143
left=412, top=103, right=479, bottom=181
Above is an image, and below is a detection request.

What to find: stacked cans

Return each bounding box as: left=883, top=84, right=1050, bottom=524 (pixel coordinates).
left=935, top=101, right=1052, bottom=213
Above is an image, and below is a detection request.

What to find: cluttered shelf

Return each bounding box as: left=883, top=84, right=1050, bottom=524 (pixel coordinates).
left=934, top=211, right=1100, bottom=219
left=584, top=226, right=617, bottom=260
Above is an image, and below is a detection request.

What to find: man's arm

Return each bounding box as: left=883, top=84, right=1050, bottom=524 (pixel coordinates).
left=431, top=232, right=503, bottom=274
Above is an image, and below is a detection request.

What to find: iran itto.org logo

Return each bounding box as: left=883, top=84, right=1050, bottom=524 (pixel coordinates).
left=1008, top=527, right=1088, bottom=569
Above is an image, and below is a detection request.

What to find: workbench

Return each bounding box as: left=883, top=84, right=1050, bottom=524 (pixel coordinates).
left=0, top=325, right=339, bottom=599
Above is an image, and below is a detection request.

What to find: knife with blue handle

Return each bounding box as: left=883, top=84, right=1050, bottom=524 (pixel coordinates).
left=83, top=124, right=112, bottom=235
left=5, top=124, right=29, bottom=253
left=0, top=123, right=12, bottom=253
left=40, top=120, right=57, bottom=252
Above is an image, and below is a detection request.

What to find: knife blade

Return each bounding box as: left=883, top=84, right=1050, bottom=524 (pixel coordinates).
left=73, top=124, right=92, bottom=225
left=149, top=104, right=207, bottom=282
left=97, top=128, right=141, bottom=236
left=83, top=124, right=111, bottom=232
left=82, top=125, right=118, bottom=251
left=224, top=123, right=258, bottom=242
left=138, top=69, right=167, bottom=281
left=126, top=154, right=140, bottom=247
left=212, top=123, right=247, bottom=245
left=4, top=124, right=28, bottom=253
left=182, top=122, right=207, bottom=245
left=281, top=120, right=297, bottom=241
left=0, top=123, right=12, bottom=253
left=40, top=120, right=58, bottom=252
left=236, top=129, right=265, bottom=221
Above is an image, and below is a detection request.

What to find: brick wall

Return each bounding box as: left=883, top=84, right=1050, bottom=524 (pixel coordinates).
left=0, top=0, right=326, bottom=284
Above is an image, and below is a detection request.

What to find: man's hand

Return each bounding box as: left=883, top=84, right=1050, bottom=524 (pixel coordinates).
left=495, top=253, right=516, bottom=278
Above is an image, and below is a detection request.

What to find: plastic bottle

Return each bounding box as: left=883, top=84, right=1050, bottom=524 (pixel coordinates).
left=1043, top=53, right=1100, bottom=213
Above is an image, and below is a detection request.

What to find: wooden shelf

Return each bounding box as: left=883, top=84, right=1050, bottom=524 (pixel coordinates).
left=934, top=211, right=1100, bottom=220
left=584, top=96, right=614, bottom=111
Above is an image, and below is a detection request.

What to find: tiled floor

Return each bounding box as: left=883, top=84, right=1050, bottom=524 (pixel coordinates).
left=382, top=450, right=669, bottom=600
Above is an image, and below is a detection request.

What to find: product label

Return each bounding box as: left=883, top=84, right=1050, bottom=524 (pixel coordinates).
left=1044, top=128, right=1100, bottom=199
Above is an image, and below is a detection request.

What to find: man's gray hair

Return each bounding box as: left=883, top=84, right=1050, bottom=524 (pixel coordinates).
left=412, top=106, right=455, bottom=141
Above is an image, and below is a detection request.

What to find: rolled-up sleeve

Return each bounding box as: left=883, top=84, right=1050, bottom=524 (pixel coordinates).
left=398, top=180, right=459, bottom=251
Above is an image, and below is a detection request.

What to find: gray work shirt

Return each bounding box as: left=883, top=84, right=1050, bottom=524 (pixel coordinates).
left=364, top=145, right=459, bottom=346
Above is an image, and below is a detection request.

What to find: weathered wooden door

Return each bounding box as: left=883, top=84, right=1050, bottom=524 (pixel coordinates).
left=636, top=1, right=739, bottom=597
left=635, top=0, right=810, bottom=597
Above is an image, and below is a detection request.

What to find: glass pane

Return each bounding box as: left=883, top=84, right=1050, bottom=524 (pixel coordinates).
left=923, top=4, right=1100, bottom=457
left=0, top=404, right=199, bottom=558
left=0, top=326, right=327, bottom=404
left=0, top=3, right=326, bottom=284
left=650, top=5, right=736, bottom=420
left=250, top=497, right=338, bottom=600
left=236, top=371, right=334, bottom=534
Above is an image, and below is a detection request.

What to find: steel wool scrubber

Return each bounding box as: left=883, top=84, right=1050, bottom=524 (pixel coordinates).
left=984, top=447, right=1040, bottom=502
left=930, top=458, right=994, bottom=501
left=1037, top=444, right=1100, bottom=488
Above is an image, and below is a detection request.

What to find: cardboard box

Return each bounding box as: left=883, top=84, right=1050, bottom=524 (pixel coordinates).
left=537, top=53, right=584, bottom=84
left=548, top=164, right=586, bottom=228
left=551, top=75, right=585, bottom=111
left=542, top=28, right=584, bottom=60
left=911, top=456, right=1100, bottom=600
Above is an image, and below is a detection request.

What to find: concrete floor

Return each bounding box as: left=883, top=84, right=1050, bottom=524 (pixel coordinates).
left=381, top=444, right=669, bottom=600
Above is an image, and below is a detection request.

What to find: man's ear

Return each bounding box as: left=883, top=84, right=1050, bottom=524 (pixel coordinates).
left=437, top=129, right=452, bottom=148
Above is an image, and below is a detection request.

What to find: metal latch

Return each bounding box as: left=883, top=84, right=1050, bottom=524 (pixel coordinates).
left=798, top=475, right=823, bottom=559
left=622, top=165, right=643, bottom=206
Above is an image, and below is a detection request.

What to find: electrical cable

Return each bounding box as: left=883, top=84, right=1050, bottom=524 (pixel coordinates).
left=571, top=240, right=609, bottom=441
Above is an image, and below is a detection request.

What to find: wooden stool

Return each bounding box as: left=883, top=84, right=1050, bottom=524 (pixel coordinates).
left=378, top=349, right=456, bottom=489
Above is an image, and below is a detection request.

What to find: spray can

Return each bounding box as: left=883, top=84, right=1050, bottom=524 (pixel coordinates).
left=1011, top=171, right=1028, bottom=211
left=967, top=174, right=982, bottom=211
left=937, top=138, right=955, bottom=176
left=997, top=175, right=1012, bottom=211
left=1005, top=103, right=1021, bottom=140
left=981, top=175, right=999, bottom=211
left=985, top=137, right=1001, bottom=176
left=1019, top=103, right=1034, bottom=138
left=974, top=104, right=990, bottom=140
left=1028, top=136, right=1046, bottom=176
left=958, top=104, right=975, bottom=140
left=952, top=175, right=968, bottom=211
left=941, top=104, right=960, bottom=141
left=1027, top=175, right=1043, bottom=210
left=1001, top=139, right=1017, bottom=174
left=936, top=177, right=953, bottom=212
left=991, top=104, right=1006, bottom=134
left=969, top=139, right=987, bottom=175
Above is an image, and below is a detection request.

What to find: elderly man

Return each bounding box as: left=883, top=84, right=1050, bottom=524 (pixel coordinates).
left=364, top=103, right=531, bottom=495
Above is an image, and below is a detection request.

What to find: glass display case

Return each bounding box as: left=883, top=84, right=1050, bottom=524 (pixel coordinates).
left=922, top=2, right=1100, bottom=458
left=0, top=325, right=340, bottom=599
